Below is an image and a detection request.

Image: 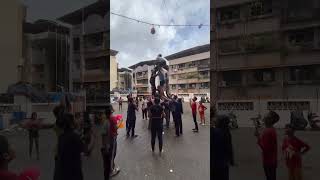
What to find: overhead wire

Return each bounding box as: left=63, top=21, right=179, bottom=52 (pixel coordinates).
left=110, top=11, right=209, bottom=28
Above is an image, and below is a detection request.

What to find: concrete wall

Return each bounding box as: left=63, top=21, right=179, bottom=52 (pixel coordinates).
left=0, top=0, right=24, bottom=93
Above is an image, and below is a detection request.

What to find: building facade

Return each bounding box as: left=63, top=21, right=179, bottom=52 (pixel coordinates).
left=117, top=68, right=133, bottom=91
left=129, top=60, right=158, bottom=96
left=0, top=0, right=25, bottom=93
left=23, top=21, right=70, bottom=92
left=110, top=50, right=118, bottom=91
left=166, top=44, right=210, bottom=101
left=212, top=0, right=320, bottom=101
left=58, top=1, right=109, bottom=105
left=212, top=0, right=320, bottom=126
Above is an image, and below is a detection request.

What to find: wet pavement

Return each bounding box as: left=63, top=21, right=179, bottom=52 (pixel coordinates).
left=5, top=103, right=210, bottom=180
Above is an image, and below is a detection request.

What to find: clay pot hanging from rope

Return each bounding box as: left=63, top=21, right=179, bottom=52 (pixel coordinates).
left=151, top=25, right=156, bottom=34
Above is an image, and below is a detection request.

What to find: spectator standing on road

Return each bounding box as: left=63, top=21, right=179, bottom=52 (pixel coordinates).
left=161, top=99, right=171, bottom=129
left=118, top=97, right=123, bottom=112
left=108, top=105, right=121, bottom=177
left=142, top=97, right=148, bottom=120
left=255, top=111, right=280, bottom=180
left=101, top=106, right=112, bottom=180
left=57, top=113, right=94, bottom=180
left=150, top=97, right=164, bottom=154
left=198, top=101, right=208, bottom=126
left=172, top=97, right=183, bottom=136
left=127, top=97, right=138, bottom=137
left=282, top=124, right=310, bottom=180
left=24, top=112, right=41, bottom=160
left=147, top=97, right=154, bottom=129
left=190, top=97, right=199, bottom=132
left=212, top=115, right=235, bottom=180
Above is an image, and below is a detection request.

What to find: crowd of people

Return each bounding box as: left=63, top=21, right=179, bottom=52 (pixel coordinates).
left=0, top=94, right=209, bottom=180
left=212, top=111, right=311, bottom=180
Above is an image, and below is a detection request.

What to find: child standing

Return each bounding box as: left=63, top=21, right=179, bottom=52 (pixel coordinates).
left=255, top=111, right=280, bottom=180
left=190, top=97, right=199, bottom=132
left=282, top=124, right=310, bottom=180
left=198, top=101, right=207, bottom=125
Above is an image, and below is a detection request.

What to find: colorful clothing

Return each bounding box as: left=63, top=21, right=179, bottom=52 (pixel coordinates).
left=258, top=128, right=278, bottom=167
left=282, top=136, right=310, bottom=169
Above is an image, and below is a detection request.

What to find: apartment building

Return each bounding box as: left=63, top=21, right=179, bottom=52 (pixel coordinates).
left=58, top=0, right=108, bottom=104
left=212, top=0, right=320, bottom=125
left=118, top=68, right=133, bottom=91
left=0, top=0, right=25, bottom=93
left=212, top=0, right=320, bottom=100
left=23, top=21, right=70, bottom=92
left=110, top=49, right=119, bottom=91
left=166, top=44, right=210, bottom=101
left=129, top=60, right=158, bottom=96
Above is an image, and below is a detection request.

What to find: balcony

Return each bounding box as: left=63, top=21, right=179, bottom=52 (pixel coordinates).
left=135, top=83, right=148, bottom=88
left=136, top=75, right=148, bottom=80
left=198, top=64, right=210, bottom=71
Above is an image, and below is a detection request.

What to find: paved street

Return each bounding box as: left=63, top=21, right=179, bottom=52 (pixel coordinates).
left=4, top=103, right=210, bottom=180
left=230, top=128, right=320, bottom=180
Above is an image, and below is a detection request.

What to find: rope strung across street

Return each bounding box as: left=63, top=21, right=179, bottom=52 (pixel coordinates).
left=110, top=12, right=210, bottom=28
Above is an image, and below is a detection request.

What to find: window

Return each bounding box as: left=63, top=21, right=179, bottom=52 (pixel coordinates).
left=288, top=29, right=314, bottom=46
left=179, top=84, right=186, bottom=89
left=219, top=6, right=240, bottom=21
left=84, top=32, right=103, bottom=48
left=188, top=62, right=196, bottom=68
left=171, top=85, right=176, bottom=89
left=219, top=39, right=241, bottom=53
left=172, top=75, right=176, bottom=79
left=245, top=34, right=275, bottom=51
left=178, top=64, right=186, bottom=69
left=189, top=83, right=196, bottom=89
left=73, top=38, right=80, bottom=51
left=249, top=0, right=272, bottom=17
left=222, top=71, right=242, bottom=86
left=253, top=69, right=275, bottom=82
left=290, top=66, right=320, bottom=81
left=200, top=82, right=209, bottom=89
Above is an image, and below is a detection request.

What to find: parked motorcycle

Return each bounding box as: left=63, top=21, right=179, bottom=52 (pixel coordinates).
left=227, top=112, right=239, bottom=129
left=250, top=114, right=263, bottom=130
left=290, top=110, right=308, bottom=130
left=307, top=112, right=320, bottom=130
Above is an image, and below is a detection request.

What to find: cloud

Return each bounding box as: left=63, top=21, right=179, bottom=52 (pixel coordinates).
left=110, top=0, right=210, bottom=68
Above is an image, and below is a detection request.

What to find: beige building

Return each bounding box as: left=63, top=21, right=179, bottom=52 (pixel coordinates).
left=110, top=49, right=119, bottom=91
left=58, top=1, right=108, bottom=105
left=0, top=0, right=25, bottom=93
left=129, top=60, right=158, bottom=96
left=117, top=68, right=133, bottom=91
left=167, top=44, right=210, bottom=101
left=212, top=0, right=320, bottom=102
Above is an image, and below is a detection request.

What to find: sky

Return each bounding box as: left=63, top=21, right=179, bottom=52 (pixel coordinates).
left=110, top=0, right=210, bottom=68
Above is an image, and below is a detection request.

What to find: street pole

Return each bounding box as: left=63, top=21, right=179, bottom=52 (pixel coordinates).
left=69, top=29, right=73, bottom=92
left=55, top=27, right=58, bottom=92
